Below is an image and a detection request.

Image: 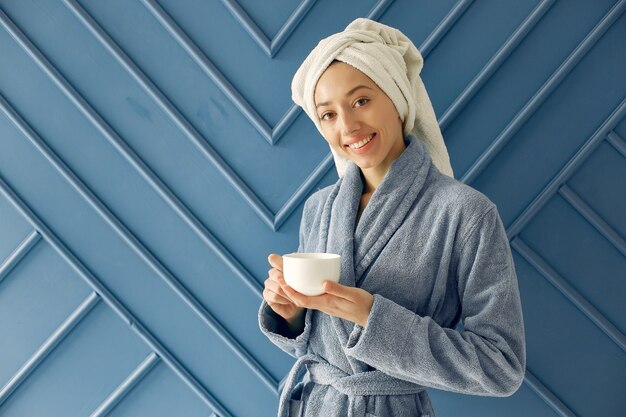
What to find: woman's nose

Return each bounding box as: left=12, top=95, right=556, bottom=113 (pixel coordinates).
left=338, top=110, right=360, bottom=134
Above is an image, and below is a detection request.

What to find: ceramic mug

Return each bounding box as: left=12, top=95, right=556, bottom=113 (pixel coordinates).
left=282, top=252, right=341, bottom=296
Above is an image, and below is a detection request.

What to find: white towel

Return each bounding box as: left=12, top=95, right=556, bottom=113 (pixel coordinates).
left=291, top=17, right=455, bottom=179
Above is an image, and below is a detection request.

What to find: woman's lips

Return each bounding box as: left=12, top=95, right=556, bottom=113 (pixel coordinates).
left=347, top=133, right=376, bottom=154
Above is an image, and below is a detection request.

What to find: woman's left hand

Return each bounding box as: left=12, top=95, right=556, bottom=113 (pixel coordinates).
left=278, top=276, right=374, bottom=327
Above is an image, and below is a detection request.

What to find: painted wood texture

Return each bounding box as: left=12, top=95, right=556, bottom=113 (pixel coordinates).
left=0, top=0, right=624, bottom=416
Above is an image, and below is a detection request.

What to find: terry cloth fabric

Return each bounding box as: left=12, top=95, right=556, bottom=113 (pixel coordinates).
left=258, top=134, right=526, bottom=416
left=291, top=17, right=454, bottom=179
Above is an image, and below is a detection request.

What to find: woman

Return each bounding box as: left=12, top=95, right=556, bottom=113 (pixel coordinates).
left=259, top=18, right=526, bottom=417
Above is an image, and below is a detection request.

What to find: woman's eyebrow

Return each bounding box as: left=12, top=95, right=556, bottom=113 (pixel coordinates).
left=316, top=85, right=373, bottom=108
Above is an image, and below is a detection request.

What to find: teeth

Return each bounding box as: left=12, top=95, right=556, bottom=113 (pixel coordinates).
left=349, top=134, right=374, bottom=149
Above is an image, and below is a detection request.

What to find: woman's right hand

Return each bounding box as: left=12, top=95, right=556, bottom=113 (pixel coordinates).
left=264, top=253, right=305, bottom=324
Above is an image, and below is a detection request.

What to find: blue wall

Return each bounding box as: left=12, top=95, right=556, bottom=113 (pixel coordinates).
left=0, top=0, right=624, bottom=416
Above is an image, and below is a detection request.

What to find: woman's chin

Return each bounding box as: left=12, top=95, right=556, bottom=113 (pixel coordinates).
left=354, top=159, right=379, bottom=171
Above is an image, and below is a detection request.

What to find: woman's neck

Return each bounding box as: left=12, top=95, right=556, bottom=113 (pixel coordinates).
left=360, top=169, right=384, bottom=195
left=360, top=137, right=407, bottom=194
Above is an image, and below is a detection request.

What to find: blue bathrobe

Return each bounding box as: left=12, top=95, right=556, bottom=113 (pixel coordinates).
left=259, top=134, right=526, bottom=417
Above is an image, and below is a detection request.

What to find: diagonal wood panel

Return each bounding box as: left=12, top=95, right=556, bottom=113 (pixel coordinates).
left=0, top=175, right=230, bottom=416
left=0, top=91, right=277, bottom=393
left=0, top=0, right=624, bottom=416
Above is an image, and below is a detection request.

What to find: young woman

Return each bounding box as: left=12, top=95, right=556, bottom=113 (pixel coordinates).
left=259, top=18, right=526, bottom=417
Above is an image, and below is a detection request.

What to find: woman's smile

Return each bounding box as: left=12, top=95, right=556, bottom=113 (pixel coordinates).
left=346, top=132, right=376, bottom=153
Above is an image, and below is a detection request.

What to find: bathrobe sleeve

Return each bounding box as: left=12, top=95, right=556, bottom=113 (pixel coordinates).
left=343, top=205, right=526, bottom=397
left=258, top=199, right=315, bottom=358
left=258, top=301, right=313, bottom=358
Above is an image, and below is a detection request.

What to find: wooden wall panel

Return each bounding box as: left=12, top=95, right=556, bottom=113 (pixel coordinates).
left=1, top=1, right=623, bottom=416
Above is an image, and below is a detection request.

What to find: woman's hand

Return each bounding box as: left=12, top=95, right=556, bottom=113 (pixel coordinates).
left=279, top=271, right=375, bottom=328
left=263, top=254, right=305, bottom=325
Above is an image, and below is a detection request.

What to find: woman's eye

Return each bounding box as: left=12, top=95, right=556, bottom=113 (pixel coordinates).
left=320, top=98, right=370, bottom=120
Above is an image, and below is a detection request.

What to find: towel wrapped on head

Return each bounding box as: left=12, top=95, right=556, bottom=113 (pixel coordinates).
left=291, top=17, right=454, bottom=178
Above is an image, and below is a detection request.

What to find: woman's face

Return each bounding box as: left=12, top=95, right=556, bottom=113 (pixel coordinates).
left=314, top=61, right=405, bottom=174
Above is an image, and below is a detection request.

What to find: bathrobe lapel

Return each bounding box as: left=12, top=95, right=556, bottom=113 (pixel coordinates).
left=315, top=135, right=432, bottom=351
left=314, top=159, right=361, bottom=345
left=353, top=135, right=431, bottom=285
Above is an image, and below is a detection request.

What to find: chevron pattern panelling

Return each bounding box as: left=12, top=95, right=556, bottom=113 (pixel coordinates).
left=0, top=0, right=624, bottom=416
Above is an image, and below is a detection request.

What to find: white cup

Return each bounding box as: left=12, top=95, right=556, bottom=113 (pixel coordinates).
left=282, top=252, right=341, bottom=296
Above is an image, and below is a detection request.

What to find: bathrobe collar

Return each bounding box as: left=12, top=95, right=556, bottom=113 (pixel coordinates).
left=315, top=134, right=432, bottom=347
